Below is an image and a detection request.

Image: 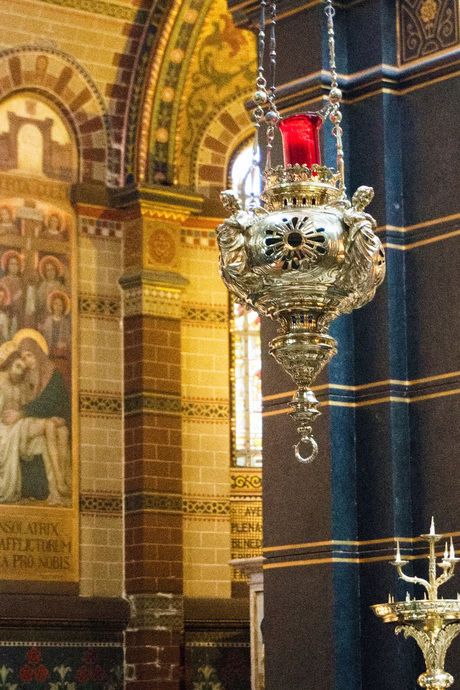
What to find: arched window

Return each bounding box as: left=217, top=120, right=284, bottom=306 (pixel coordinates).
left=230, top=142, right=261, bottom=209
left=229, top=141, right=262, bottom=467
left=231, top=302, right=262, bottom=467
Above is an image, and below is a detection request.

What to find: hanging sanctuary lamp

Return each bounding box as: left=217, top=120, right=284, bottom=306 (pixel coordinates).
left=216, top=0, right=386, bottom=463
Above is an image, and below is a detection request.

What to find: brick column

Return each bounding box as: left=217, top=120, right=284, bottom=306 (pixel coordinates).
left=120, top=188, right=202, bottom=689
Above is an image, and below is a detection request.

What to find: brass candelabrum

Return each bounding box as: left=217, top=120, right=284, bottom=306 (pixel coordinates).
left=372, top=519, right=460, bottom=690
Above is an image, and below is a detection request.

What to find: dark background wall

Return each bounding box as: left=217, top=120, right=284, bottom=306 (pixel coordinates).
left=226, top=0, right=460, bottom=687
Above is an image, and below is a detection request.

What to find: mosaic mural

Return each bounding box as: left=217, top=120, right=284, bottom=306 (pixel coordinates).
left=142, top=0, right=256, bottom=185
left=0, top=94, right=77, bottom=584
left=0, top=197, right=73, bottom=510
left=0, top=94, right=77, bottom=183
left=176, top=0, right=256, bottom=186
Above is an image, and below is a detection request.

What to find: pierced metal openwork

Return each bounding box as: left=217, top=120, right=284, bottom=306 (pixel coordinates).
left=264, top=217, right=327, bottom=270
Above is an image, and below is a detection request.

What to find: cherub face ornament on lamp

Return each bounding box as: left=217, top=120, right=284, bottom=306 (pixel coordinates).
left=216, top=2, right=386, bottom=463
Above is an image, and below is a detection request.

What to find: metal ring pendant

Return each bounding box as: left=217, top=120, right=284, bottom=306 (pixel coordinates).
left=294, top=436, right=318, bottom=464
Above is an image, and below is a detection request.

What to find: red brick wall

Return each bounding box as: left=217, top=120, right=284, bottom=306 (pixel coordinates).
left=125, top=630, right=183, bottom=690
left=124, top=310, right=184, bottom=688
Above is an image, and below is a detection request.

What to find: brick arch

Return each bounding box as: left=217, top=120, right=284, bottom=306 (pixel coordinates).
left=194, top=97, right=254, bottom=193
left=0, top=45, right=116, bottom=186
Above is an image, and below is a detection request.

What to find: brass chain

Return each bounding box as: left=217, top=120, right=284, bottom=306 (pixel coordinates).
left=265, top=2, right=280, bottom=170
left=324, top=0, right=345, bottom=193
left=250, top=0, right=268, bottom=209
left=251, top=0, right=345, bottom=189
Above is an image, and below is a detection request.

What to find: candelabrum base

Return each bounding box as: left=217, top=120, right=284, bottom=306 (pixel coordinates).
left=372, top=526, right=460, bottom=690
left=418, top=670, right=454, bottom=689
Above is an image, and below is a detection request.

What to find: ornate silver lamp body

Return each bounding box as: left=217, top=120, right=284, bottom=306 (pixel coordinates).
left=217, top=167, right=385, bottom=462
left=372, top=520, right=460, bottom=690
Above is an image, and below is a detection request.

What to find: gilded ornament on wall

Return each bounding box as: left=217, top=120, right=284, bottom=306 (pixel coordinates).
left=420, top=0, right=438, bottom=23
left=146, top=223, right=178, bottom=268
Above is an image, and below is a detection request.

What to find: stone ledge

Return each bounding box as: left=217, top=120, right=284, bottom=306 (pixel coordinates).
left=0, top=595, right=130, bottom=634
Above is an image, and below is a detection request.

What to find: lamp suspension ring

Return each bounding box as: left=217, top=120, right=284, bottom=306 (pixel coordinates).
left=294, top=437, right=318, bottom=464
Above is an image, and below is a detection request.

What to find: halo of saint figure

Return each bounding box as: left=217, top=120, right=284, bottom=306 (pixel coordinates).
left=0, top=201, right=72, bottom=508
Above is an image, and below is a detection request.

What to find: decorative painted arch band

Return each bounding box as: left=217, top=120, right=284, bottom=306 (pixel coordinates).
left=194, top=98, right=254, bottom=192
left=136, top=0, right=213, bottom=185
left=0, top=44, right=116, bottom=186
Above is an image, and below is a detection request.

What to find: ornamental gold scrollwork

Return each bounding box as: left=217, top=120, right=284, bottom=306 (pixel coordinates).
left=396, top=624, right=460, bottom=688
left=399, top=0, right=459, bottom=65
left=231, top=474, right=262, bottom=491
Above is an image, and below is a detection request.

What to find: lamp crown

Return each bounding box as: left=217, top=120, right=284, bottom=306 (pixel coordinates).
left=262, top=164, right=342, bottom=211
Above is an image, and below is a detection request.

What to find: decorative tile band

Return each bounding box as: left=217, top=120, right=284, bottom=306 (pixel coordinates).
left=80, top=393, right=229, bottom=418
left=79, top=295, right=121, bottom=318
left=183, top=499, right=230, bottom=516
left=0, top=642, right=122, bottom=648
left=37, top=0, right=146, bottom=21
left=79, top=393, right=122, bottom=416
left=182, top=305, right=228, bottom=324
left=80, top=217, right=123, bottom=239
left=125, top=494, right=230, bottom=516
left=186, top=641, right=250, bottom=648
left=230, top=473, right=262, bottom=492
left=0, top=172, right=69, bottom=202
left=80, top=493, right=122, bottom=515
left=128, top=593, right=184, bottom=632
left=125, top=492, right=182, bottom=513
left=186, top=630, right=249, bottom=645
left=124, top=392, right=182, bottom=416
left=182, top=401, right=230, bottom=419
left=181, top=228, right=217, bottom=249
left=141, top=284, right=183, bottom=319
left=122, top=284, right=183, bottom=319
left=0, top=644, right=123, bottom=690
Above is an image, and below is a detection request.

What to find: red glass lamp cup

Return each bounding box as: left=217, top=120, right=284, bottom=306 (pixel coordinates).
left=279, top=113, right=323, bottom=167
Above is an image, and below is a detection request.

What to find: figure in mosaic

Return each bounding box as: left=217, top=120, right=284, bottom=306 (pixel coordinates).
left=0, top=285, right=11, bottom=344
left=0, top=331, right=71, bottom=506
left=35, top=255, right=68, bottom=326
left=0, top=206, right=17, bottom=234
left=0, top=251, right=25, bottom=334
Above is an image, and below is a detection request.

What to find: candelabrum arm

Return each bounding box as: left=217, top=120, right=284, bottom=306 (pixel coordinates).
left=395, top=564, right=431, bottom=595
left=435, top=563, right=456, bottom=590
